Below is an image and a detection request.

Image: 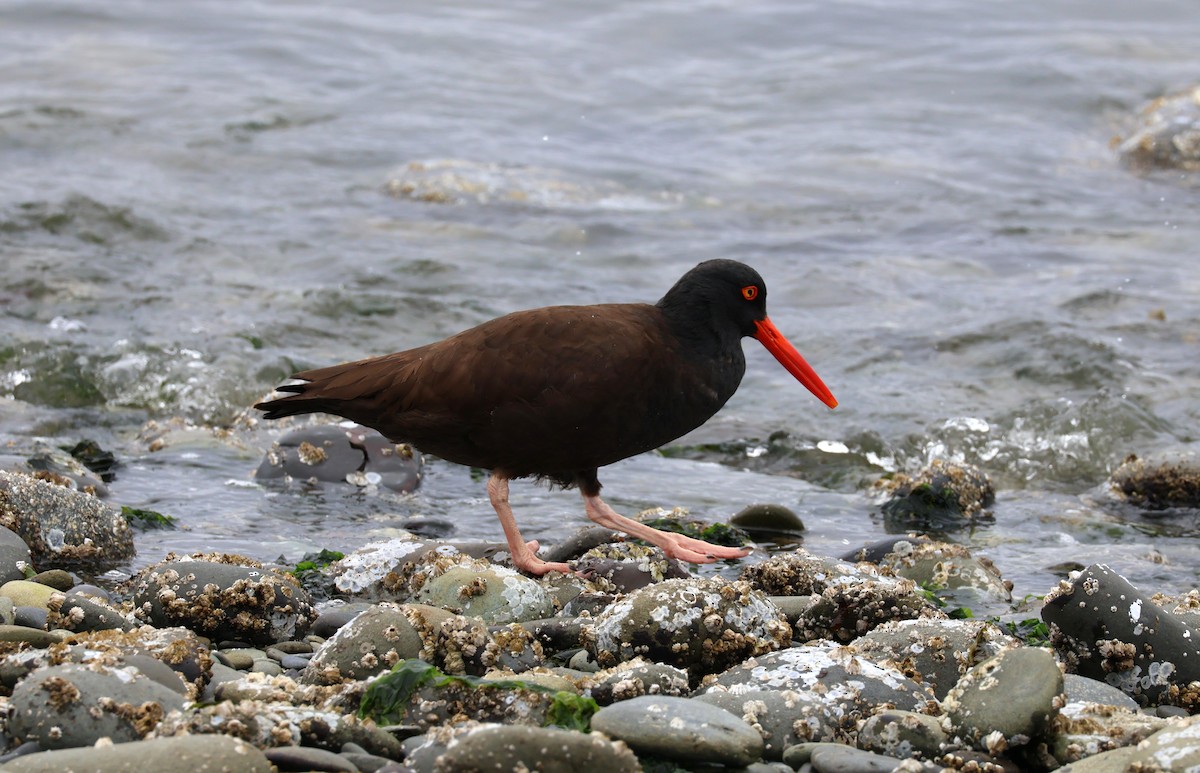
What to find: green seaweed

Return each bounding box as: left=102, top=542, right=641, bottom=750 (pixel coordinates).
left=358, top=659, right=597, bottom=731
left=121, top=506, right=176, bottom=529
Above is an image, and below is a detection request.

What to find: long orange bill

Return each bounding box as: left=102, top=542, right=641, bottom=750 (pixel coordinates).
left=753, top=317, right=838, bottom=409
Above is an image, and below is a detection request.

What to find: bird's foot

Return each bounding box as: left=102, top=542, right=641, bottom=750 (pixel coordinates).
left=509, top=540, right=572, bottom=576
left=651, top=530, right=752, bottom=564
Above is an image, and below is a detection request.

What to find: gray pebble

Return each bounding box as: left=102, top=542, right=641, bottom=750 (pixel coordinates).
left=279, top=654, right=313, bottom=670
left=0, top=734, right=272, bottom=773
left=942, top=646, right=1062, bottom=751
left=435, top=724, right=640, bottom=772
left=591, top=695, right=764, bottom=767
left=9, top=662, right=186, bottom=748
left=263, top=744, right=359, bottom=772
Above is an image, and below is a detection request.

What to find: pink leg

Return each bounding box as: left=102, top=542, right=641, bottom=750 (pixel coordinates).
left=583, top=493, right=751, bottom=564
left=487, top=473, right=571, bottom=576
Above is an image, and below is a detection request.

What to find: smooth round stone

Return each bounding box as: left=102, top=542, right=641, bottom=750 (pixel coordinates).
left=591, top=695, right=764, bottom=767
left=1105, top=714, right=1200, bottom=770
left=591, top=577, right=789, bottom=679
left=130, top=556, right=316, bottom=645
left=13, top=606, right=47, bottom=630
left=279, top=654, right=312, bottom=670
left=730, top=503, right=805, bottom=537
left=695, top=688, right=836, bottom=759
left=942, top=646, right=1063, bottom=751
left=854, top=618, right=1018, bottom=699
left=0, top=624, right=63, bottom=647
left=0, top=734, right=272, bottom=773
left=9, top=662, right=187, bottom=748
left=27, top=569, right=73, bottom=591
left=436, top=724, right=641, bottom=772
left=220, top=648, right=264, bottom=670
left=250, top=658, right=283, bottom=676
left=310, top=603, right=374, bottom=637
left=857, top=709, right=947, bottom=760
left=810, top=743, right=933, bottom=773
left=0, top=597, right=14, bottom=625
left=1063, top=673, right=1139, bottom=712
left=271, top=640, right=314, bottom=655
left=0, top=580, right=58, bottom=609
left=411, top=564, right=554, bottom=624
left=263, top=744, right=358, bottom=772
left=0, top=525, right=33, bottom=584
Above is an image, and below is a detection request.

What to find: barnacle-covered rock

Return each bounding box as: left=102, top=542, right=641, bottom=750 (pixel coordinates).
left=0, top=470, right=134, bottom=571
left=1109, top=452, right=1200, bottom=510
left=589, top=577, right=789, bottom=681
left=411, top=563, right=555, bottom=624
left=942, top=646, right=1064, bottom=753
left=131, top=553, right=316, bottom=645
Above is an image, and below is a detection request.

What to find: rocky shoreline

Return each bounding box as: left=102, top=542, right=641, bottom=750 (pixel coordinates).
left=0, top=442, right=1198, bottom=772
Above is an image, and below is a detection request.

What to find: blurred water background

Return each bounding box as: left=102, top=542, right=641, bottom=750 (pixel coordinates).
left=2, top=0, right=1198, bottom=606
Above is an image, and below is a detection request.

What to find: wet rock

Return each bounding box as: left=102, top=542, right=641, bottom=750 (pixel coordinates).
left=1050, top=699, right=1166, bottom=765
left=1107, top=713, right=1200, bottom=770
left=1063, top=673, right=1139, bottom=711
left=695, top=687, right=837, bottom=759
left=410, top=563, right=555, bottom=624
left=589, top=659, right=690, bottom=706
left=0, top=734, right=273, bottom=773
left=0, top=525, right=33, bottom=583
left=263, top=745, right=359, bottom=772
left=729, top=502, right=806, bottom=538
left=1109, top=452, right=1200, bottom=510
left=256, top=423, right=421, bottom=493
left=19, top=440, right=111, bottom=496
left=435, top=724, right=640, bottom=772
left=0, top=580, right=58, bottom=609
left=1116, top=85, right=1200, bottom=173
left=311, top=602, right=374, bottom=637
left=857, top=709, right=948, bottom=761
left=854, top=618, right=1019, bottom=699
left=131, top=553, right=317, bottom=645
left=572, top=542, right=690, bottom=593
left=326, top=538, right=433, bottom=598
left=809, top=743, right=940, bottom=772
left=304, top=603, right=449, bottom=683
left=156, top=701, right=406, bottom=760
left=541, top=525, right=620, bottom=564
left=1043, top=563, right=1200, bottom=710
left=48, top=587, right=137, bottom=632
left=0, top=470, right=134, bottom=570
left=877, top=539, right=1012, bottom=604
left=942, top=646, right=1064, bottom=753
left=589, top=577, right=789, bottom=681
left=701, top=642, right=934, bottom=742
left=26, top=569, right=72, bottom=590
left=591, top=695, right=764, bottom=767
left=9, top=662, right=187, bottom=748
left=877, top=459, right=995, bottom=530
left=0, top=624, right=64, bottom=647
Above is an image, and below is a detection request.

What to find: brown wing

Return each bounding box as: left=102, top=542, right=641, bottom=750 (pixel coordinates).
left=257, top=302, right=741, bottom=476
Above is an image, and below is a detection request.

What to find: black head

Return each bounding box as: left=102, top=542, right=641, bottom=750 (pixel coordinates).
left=657, top=259, right=769, bottom=340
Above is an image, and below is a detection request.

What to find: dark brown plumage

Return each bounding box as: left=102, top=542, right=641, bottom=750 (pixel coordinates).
left=257, top=259, right=836, bottom=574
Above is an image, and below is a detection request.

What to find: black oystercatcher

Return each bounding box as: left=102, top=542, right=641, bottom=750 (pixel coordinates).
left=256, top=259, right=837, bottom=575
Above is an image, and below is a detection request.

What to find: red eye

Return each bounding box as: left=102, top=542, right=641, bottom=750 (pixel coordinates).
left=741, top=285, right=758, bottom=301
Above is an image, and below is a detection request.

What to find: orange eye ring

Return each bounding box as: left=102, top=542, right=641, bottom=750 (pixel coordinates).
left=741, top=285, right=759, bottom=301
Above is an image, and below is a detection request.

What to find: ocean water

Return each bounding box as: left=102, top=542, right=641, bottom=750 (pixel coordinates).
left=2, top=0, right=1198, bottom=610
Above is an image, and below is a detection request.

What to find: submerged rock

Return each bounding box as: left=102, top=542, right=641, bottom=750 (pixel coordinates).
left=1109, top=452, right=1200, bottom=510
left=256, top=422, right=421, bottom=493
left=877, top=459, right=995, bottom=530
left=1116, top=85, right=1200, bottom=173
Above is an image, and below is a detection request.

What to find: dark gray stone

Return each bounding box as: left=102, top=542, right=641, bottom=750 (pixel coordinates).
left=590, top=695, right=764, bottom=767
